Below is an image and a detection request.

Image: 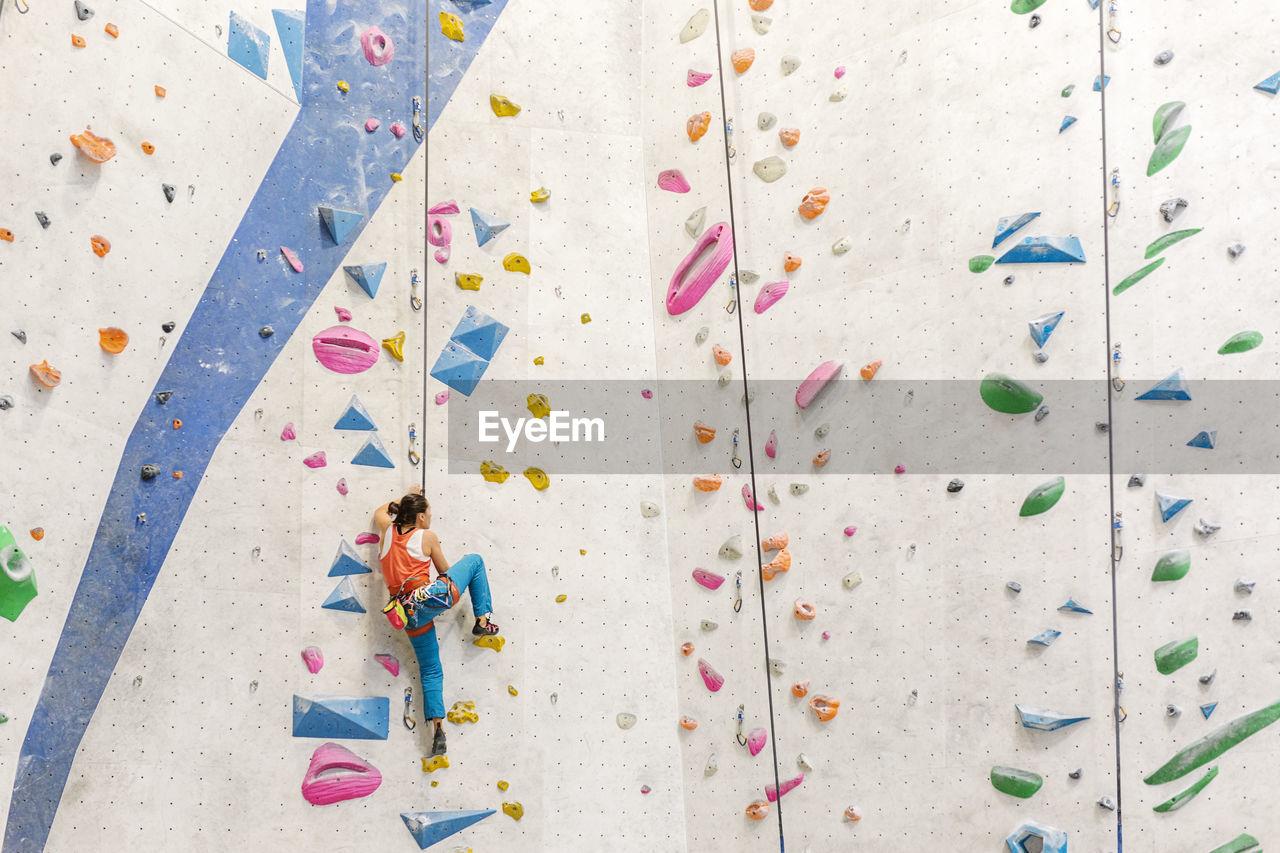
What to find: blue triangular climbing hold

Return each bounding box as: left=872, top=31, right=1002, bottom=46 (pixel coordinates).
left=1200, top=702, right=1218, bottom=719
left=1255, top=71, right=1280, bottom=95
left=1059, top=115, right=1077, bottom=133
left=993, top=212, right=1040, bottom=248
left=1057, top=598, right=1093, bottom=615
left=292, top=695, right=389, bottom=740
left=271, top=9, right=304, bottom=101
left=470, top=208, right=509, bottom=247
left=335, top=395, right=378, bottom=431
left=451, top=306, right=510, bottom=361
left=995, top=236, right=1087, bottom=264
left=430, top=342, right=490, bottom=397
left=1029, top=311, right=1065, bottom=348
left=328, top=539, right=372, bottom=576
left=1093, top=75, right=1110, bottom=91
left=1156, top=491, right=1193, bottom=523
left=352, top=434, right=395, bottom=468
left=1187, top=430, right=1217, bottom=449
left=227, top=11, right=271, bottom=80
left=319, top=206, right=363, bottom=245
left=400, top=810, right=496, bottom=850
left=322, top=576, right=366, bottom=612
left=343, top=262, right=386, bottom=299
left=1135, top=368, right=1191, bottom=401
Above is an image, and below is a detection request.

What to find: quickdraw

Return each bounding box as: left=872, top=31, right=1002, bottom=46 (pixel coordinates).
left=410, top=269, right=422, bottom=311
left=734, top=704, right=747, bottom=745
left=403, top=686, right=416, bottom=731
left=412, top=95, right=424, bottom=142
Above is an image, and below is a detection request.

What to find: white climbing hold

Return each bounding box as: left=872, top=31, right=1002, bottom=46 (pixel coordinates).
left=751, top=14, right=771, bottom=34
left=616, top=712, right=637, bottom=730
left=719, top=535, right=743, bottom=559
left=842, top=571, right=863, bottom=590
left=753, top=156, right=787, bottom=183
left=758, top=112, right=776, bottom=130
left=640, top=501, right=660, bottom=518
left=685, top=206, right=706, bottom=237
left=832, top=236, right=852, bottom=255
left=780, top=56, right=800, bottom=75
left=680, top=8, right=709, bottom=42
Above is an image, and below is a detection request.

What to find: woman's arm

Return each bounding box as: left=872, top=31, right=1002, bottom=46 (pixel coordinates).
left=423, top=530, right=451, bottom=575
left=373, top=502, right=393, bottom=537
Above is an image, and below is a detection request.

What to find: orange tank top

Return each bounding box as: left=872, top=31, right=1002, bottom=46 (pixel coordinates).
left=380, top=525, right=434, bottom=593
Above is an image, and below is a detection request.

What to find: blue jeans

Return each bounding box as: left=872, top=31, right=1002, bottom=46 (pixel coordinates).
left=406, top=554, right=494, bottom=720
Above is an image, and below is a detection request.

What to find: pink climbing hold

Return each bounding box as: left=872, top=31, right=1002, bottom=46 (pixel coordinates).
left=765, top=429, right=778, bottom=458
left=641, top=389, right=653, bottom=399
left=765, top=773, right=804, bottom=801
left=312, top=325, right=380, bottom=374
left=375, top=653, right=400, bottom=676
left=428, top=215, right=452, bottom=247
left=360, top=26, right=394, bottom=66
left=843, top=526, right=857, bottom=536
left=742, top=484, right=763, bottom=512
left=687, top=69, right=712, bottom=87
left=754, top=280, right=790, bottom=314
left=697, top=658, right=724, bottom=692
left=364, top=118, right=380, bottom=133
left=303, top=451, right=327, bottom=468
left=300, top=742, right=383, bottom=806
left=301, top=646, right=324, bottom=674
left=667, top=222, right=734, bottom=315
left=280, top=246, right=304, bottom=272
left=389, top=122, right=406, bottom=138
left=641, top=785, right=652, bottom=794
left=355, top=532, right=379, bottom=545
left=335, top=306, right=352, bottom=322
left=895, top=464, right=906, bottom=474
left=657, top=169, right=691, bottom=193
left=280, top=422, right=296, bottom=441
left=434, top=246, right=451, bottom=264
left=834, top=66, right=846, bottom=78
left=796, top=360, right=844, bottom=409
left=428, top=199, right=461, bottom=215
left=336, top=478, right=349, bottom=495
left=692, top=568, right=725, bottom=590
left=821, top=631, right=831, bottom=640
left=746, top=727, right=767, bottom=757
left=434, top=390, right=449, bottom=405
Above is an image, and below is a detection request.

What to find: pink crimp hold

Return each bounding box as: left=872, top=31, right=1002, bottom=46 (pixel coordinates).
left=280, top=422, right=296, bottom=441
left=360, top=26, right=394, bottom=66
left=355, top=532, right=379, bottom=545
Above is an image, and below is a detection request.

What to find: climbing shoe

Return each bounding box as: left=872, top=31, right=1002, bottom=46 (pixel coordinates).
left=472, top=617, right=500, bottom=636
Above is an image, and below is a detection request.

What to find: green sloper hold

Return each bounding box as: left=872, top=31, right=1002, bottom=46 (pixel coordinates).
left=1148, top=125, right=1192, bottom=176
left=1152, top=765, right=1218, bottom=812
left=1154, top=636, right=1198, bottom=674
left=980, top=374, right=1043, bottom=414
left=1146, top=699, right=1280, bottom=785
left=1145, top=228, right=1203, bottom=259
left=1113, top=257, right=1165, bottom=295
left=1011, top=0, right=1048, bottom=12
left=1208, top=833, right=1261, bottom=853
left=990, top=765, right=1043, bottom=798
left=1020, top=477, right=1065, bottom=517
left=1219, top=331, right=1263, bottom=354
left=969, top=255, right=995, bottom=273
left=1153, top=101, right=1187, bottom=143
left=1152, top=548, right=1191, bottom=582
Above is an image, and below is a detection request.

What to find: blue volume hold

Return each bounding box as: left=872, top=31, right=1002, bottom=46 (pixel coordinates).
left=322, top=577, right=366, bottom=612
left=400, top=810, right=496, bottom=849
left=992, top=212, right=1040, bottom=248
left=328, top=539, right=372, bottom=576
left=227, top=11, right=271, bottom=79
left=470, top=207, right=510, bottom=246
left=343, top=262, right=386, bottom=298
left=271, top=9, right=305, bottom=101
left=335, top=395, right=378, bottom=431
left=1135, top=368, right=1191, bottom=401
left=292, top=695, right=389, bottom=739
left=351, top=434, right=395, bottom=468
left=995, top=236, right=1087, bottom=264
left=319, top=206, right=364, bottom=245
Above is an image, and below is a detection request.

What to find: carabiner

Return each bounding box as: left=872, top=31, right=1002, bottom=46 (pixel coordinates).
left=1105, top=0, right=1121, bottom=43
left=733, top=570, right=742, bottom=613
left=409, top=269, right=423, bottom=311
left=734, top=703, right=747, bottom=745
left=1106, top=168, right=1121, bottom=218
left=15, top=0, right=30, bottom=13
left=726, top=275, right=738, bottom=315
left=412, top=95, right=425, bottom=142
left=408, top=423, right=421, bottom=466
left=731, top=428, right=742, bottom=469
left=725, top=117, right=736, bottom=160
left=1111, top=376, right=1125, bottom=393
left=403, top=686, right=416, bottom=731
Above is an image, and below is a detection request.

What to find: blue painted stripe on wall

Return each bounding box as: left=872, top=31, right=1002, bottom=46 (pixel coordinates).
left=427, top=0, right=512, bottom=128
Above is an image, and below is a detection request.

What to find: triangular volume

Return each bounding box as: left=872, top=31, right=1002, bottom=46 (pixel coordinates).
left=322, top=577, right=366, bottom=612
left=1028, top=311, right=1065, bottom=348
left=992, top=212, right=1040, bottom=248
left=352, top=434, right=395, bottom=468
left=1136, top=368, right=1192, bottom=401
left=470, top=207, right=510, bottom=247
left=1255, top=71, right=1280, bottom=95
left=1187, top=430, right=1217, bottom=449
left=1057, top=598, right=1093, bottom=614
left=1200, top=701, right=1218, bottom=719
left=450, top=305, right=509, bottom=361
left=271, top=9, right=304, bottom=102
left=335, top=395, right=378, bottom=431
left=400, top=810, right=496, bottom=850
left=1156, top=491, right=1193, bottom=523
left=328, top=539, right=372, bottom=576
left=995, top=236, right=1087, bottom=264
left=227, top=12, right=271, bottom=80
left=319, top=206, right=364, bottom=245
left=292, top=695, right=390, bottom=740
left=1059, top=115, right=1077, bottom=134
left=430, top=342, right=490, bottom=397
left=343, top=262, right=386, bottom=298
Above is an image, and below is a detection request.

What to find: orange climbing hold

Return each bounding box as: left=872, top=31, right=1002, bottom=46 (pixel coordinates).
left=844, top=806, right=862, bottom=822
left=812, top=450, right=830, bottom=468
left=71, top=129, right=116, bottom=163
left=687, top=111, right=711, bottom=142
left=860, top=360, right=882, bottom=380
left=90, top=235, right=111, bottom=257
left=98, top=327, right=129, bottom=353
left=172, top=471, right=184, bottom=479
left=680, top=642, right=694, bottom=656
left=809, top=694, right=840, bottom=722
left=761, top=531, right=788, bottom=551
left=784, top=253, right=802, bottom=272
left=29, top=361, right=61, bottom=388
left=141, top=142, right=155, bottom=155
left=71, top=34, right=86, bottom=47
left=29, top=528, right=45, bottom=541
left=0, top=229, right=13, bottom=243
left=794, top=598, right=816, bottom=620
left=693, top=421, right=716, bottom=444
left=154, top=85, right=166, bottom=98
left=749, top=0, right=773, bottom=9
left=791, top=680, right=809, bottom=697
left=692, top=474, right=723, bottom=492
left=731, top=48, right=755, bottom=74
left=679, top=716, right=699, bottom=731
left=712, top=345, right=732, bottom=366
left=778, top=127, right=801, bottom=148
left=104, top=23, right=118, bottom=37
left=798, top=188, right=829, bottom=220
left=172, top=419, right=183, bottom=429
left=745, top=801, right=770, bottom=820
left=761, top=549, right=791, bottom=581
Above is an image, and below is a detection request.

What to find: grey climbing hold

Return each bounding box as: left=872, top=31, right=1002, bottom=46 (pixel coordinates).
left=757, top=112, right=776, bottom=130
left=1194, top=518, right=1221, bottom=537
left=796, top=753, right=814, bottom=772
left=50, top=153, right=62, bottom=166
left=1166, top=704, right=1181, bottom=717
left=259, top=325, right=275, bottom=338
left=1159, top=197, right=1188, bottom=222
left=161, top=321, right=176, bottom=333
left=1029, top=13, right=1041, bottom=27
left=1032, top=350, right=1048, bottom=363
left=719, top=535, right=743, bottom=560
left=1034, top=404, right=1049, bottom=422
left=0, top=396, right=13, bottom=411
left=753, top=156, right=787, bottom=183
left=694, top=326, right=708, bottom=344
left=700, top=619, right=718, bottom=632
left=717, top=372, right=731, bottom=387
left=1233, top=609, right=1253, bottom=621
left=1003, top=275, right=1015, bottom=286
left=738, top=270, right=759, bottom=285
left=815, top=423, right=830, bottom=438
left=12, top=330, right=26, bottom=344
left=704, top=754, right=718, bottom=776
left=832, top=236, right=852, bottom=255
left=1097, top=795, right=1116, bottom=810
left=639, top=501, right=660, bottom=518
left=789, top=483, right=808, bottom=496
left=780, top=56, right=800, bottom=76
left=947, top=478, right=964, bottom=493
left=1127, top=474, right=1146, bottom=488
left=768, top=658, right=786, bottom=676
left=1235, top=578, right=1256, bottom=594
left=74, top=1, right=93, bottom=20
left=1154, top=50, right=1174, bottom=65
left=155, top=390, right=173, bottom=404
left=162, top=183, right=176, bottom=203
left=1006, top=581, right=1022, bottom=594
left=767, top=485, right=780, bottom=503
left=140, top=463, right=160, bottom=480
left=685, top=206, right=706, bottom=238
left=1096, top=422, right=1109, bottom=432
left=750, top=13, right=771, bottom=34
left=829, top=89, right=847, bottom=102
left=1069, top=768, right=1083, bottom=779
left=34, top=212, right=50, bottom=229
left=1228, top=243, right=1246, bottom=259
left=136, top=513, right=146, bottom=523
left=1199, top=669, right=1216, bottom=685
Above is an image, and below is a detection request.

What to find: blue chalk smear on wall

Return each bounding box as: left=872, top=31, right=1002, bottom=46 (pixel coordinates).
left=3, top=0, right=507, bottom=849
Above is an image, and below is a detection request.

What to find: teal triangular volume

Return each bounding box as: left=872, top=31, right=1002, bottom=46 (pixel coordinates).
left=1156, top=491, right=1193, bottom=523
left=401, top=810, right=496, bottom=850
left=319, top=206, right=364, bottom=245
left=352, top=434, right=395, bottom=468
left=343, top=262, right=386, bottom=298
left=335, top=395, right=377, bottom=431
left=451, top=305, right=509, bottom=361
left=329, top=539, right=372, bottom=577
left=470, top=207, right=509, bottom=246
left=1255, top=71, right=1280, bottom=95
left=1200, top=702, right=1218, bottom=719
left=1059, top=115, right=1077, bottom=133
left=292, top=695, right=389, bottom=740
left=271, top=9, right=304, bottom=101
left=322, top=576, right=366, bottom=612
left=430, top=342, right=490, bottom=397
left=1187, top=430, right=1217, bottom=449
left=227, top=11, right=270, bottom=80
left=993, top=212, right=1040, bottom=248
left=1092, top=75, right=1110, bottom=91
left=995, top=236, right=1087, bottom=264
left=1028, top=311, right=1065, bottom=348
left=1136, top=368, right=1191, bottom=401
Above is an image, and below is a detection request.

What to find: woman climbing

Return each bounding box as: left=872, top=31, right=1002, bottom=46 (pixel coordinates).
left=374, top=485, right=499, bottom=757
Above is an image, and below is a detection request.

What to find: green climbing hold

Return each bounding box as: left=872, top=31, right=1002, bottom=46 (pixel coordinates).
left=1010, top=0, right=1048, bottom=12
left=969, top=255, right=995, bottom=273
left=1020, top=477, right=1065, bottom=517
left=1148, top=125, right=1192, bottom=176
left=990, top=766, right=1043, bottom=799
left=980, top=374, right=1043, bottom=414
left=1152, top=765, right=1218, bottom=813
left=1061, top=84, right=1075, bottom=98
left=1208, top=834, right=1261, bottom=853
left=1219, top=331, right=1263, bottom=354
left=1154, top=636, right=1198, bottom=675
left=0, top=712, right=7, bottom=724
left=1151, top=549, right=1190, bottom=582
left=1146, top=699, right=1280, bottom=785
left=1145, top=228, right=1203, bottom=259
left=1113, top=258, right=1165, bottom=295
left=1153, top=101, right=1186, bottom=143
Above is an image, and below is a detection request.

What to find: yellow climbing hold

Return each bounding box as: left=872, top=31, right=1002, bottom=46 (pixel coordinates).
left=497, top=780, right=510, bottom=791
left=507, top=685, right=518, bottom=696
left=422, top=755, right=450, bottom=772
left=430, top=780, right=439, bottom=787
left=474, top=634, right=506, bottom=652
left=481, top=461, right=510, bottom=483
left=555, top=594, right=568, bottom=603
left=490, top=94, right=522, bottom=117
left=390, top=172, right=403, bottom=182
left=455, top=272, right=483, bottom=291
left=580, top=313, right=591, bottom=324
left=337, top=80, right=350, bottom=93
left=440, top=11, right=465, bottom=40
left=502, top=801, right=524, bottom=821
left=523, top=467, right=550, bottom=490
left=579, top=549, right=587, bottom=555
left=530, top=187, right=551, bottom=203
left=503, top=253, right=531, bottom=274
left=382, top=331, right=406, bottom=362
left=533, top=356, right=544, bottom=365
left=526, top=393, right=551, bottom=419
left=447, top=701, right=479, bottom=724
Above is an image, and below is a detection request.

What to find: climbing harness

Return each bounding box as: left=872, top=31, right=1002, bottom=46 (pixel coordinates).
left=409, top=269, right=423, bottom=311
left=1107, top=168, right=1121, bottom=218
left=730, top=428, right=742, bottom=469
left=412, top=96, right=424, bottom=142
left=403, top=686, right=416, bottom=731
left=734, top=704, right=747, bottom=745
left=408, top=423, right=421, bottom=466
left=732, top=570, right=742, bottom=613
